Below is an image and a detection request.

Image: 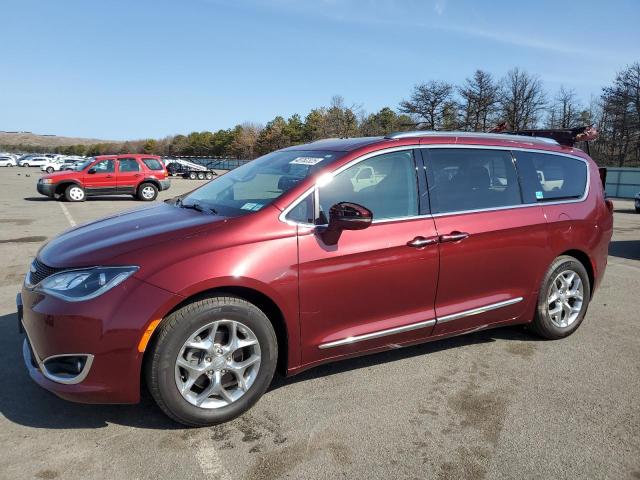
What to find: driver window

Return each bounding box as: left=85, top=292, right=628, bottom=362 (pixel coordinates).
left=92, top=159, right=115, bottom=173
left=317, top=150, right=418, bottom=223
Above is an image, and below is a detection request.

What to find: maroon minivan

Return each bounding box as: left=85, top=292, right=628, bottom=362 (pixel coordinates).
left=18, top=132, right=613, bottom=426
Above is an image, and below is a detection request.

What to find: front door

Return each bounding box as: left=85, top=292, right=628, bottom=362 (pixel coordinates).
left=296, top=149, right=440, bottom=366
left=83, top=158, right=116, bottom=194
left=422, top=147, right=549, bottom=336
left=116, top=157, right=143, bottom=193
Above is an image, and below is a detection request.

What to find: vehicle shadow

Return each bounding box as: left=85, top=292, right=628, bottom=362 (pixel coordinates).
left=0, top=310, right=544, bottom=430
left=609, top=240, right=640, bottom=261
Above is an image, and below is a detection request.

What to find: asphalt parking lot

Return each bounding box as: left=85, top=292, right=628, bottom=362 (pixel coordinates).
left=0, top=167, right=638, bottom=480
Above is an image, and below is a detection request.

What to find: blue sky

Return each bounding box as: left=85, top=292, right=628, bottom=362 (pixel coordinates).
left=1, top=0, right=639, bottom=140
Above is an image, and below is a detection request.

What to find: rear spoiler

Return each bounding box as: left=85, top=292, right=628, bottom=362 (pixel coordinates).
left=490, top=124, right=599, bottom=150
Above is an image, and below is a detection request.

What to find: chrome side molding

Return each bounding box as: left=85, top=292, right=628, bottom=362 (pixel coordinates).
left=318, top=319, right=436, bottom=349
left=318, top=296, right=524, bottom=349
left=436, top=297, right=524, bottom=324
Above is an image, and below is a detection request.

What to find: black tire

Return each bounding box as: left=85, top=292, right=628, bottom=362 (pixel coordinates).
left=64, top=184, right=86, bottom=202
left=22, top=163, right=29, bottom=167
left=46, top=167, right=54, bottom=173
left=189, top=172, right=197, bottom=180
left=531, top=255, right=591, bottom=339
left=205, top=172, right=214, bottom=180
left=137, top=182, right=158, bottom=201
left=197, top=172, right=205, bottom=180
left=146, top=295, right=278, bottom=427
left=635, top=207, right=640, bottom=213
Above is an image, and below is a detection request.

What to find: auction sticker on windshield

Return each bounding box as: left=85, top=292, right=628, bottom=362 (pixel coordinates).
left=290, top=156, right=324, bottom=165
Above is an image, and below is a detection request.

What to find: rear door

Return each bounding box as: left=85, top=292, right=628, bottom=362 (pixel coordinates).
left=422, top=147, right=549, bottom=335
left=82, top=158, right=116, bottom=194
left=296, top=148, right=440, bottom=365
left=116, top=157, right=143, bottom=193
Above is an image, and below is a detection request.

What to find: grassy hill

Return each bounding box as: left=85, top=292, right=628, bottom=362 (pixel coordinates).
left=0, top=132, right=116, bottom=148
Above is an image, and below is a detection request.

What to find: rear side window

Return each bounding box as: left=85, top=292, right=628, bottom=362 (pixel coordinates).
left=119, top=158, right=141, bottom=172
left=514, top=152, right=587, bottom=203
left=142, top=158, right=163, bottom=170
left=425, top=148, right=522, bottom=214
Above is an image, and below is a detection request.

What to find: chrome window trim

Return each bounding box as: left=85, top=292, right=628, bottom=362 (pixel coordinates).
left=436, top=297, right=524, bottom=324
left=318, top=319, right=436, bottom=349
left=318, top=296, right=524, bottom=349
left=279, top=144, right=591, bottom=227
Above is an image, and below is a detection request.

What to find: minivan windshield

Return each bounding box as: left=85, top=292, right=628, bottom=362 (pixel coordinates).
left=181, top=149, right=343, bottom=217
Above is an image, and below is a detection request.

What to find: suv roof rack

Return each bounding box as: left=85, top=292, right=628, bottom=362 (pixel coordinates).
left=384, top=130, right=559, bottom=145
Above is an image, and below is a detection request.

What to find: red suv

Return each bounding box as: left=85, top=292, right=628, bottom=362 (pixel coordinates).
left=18, top=132, right=613, bottom=426
left=36, top=154, right=171, bottom=201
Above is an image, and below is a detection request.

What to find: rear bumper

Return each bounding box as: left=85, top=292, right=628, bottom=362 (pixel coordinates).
left=19, top=277, right=178, bottom=404
left=159, top=179, right=171, bottom=191
left=37, top=183, right=55, bottom=197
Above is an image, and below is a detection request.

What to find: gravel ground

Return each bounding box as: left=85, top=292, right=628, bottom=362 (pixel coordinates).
left=0, top=167, right=638, bottom=480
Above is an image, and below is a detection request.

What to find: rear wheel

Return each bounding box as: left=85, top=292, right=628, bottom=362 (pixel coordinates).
left=531, top=255, right=590, bottom=339
left=189, top=172, right=197, bottom=180
left=137, top=182, right=158, bottom=201
left=46, top=167, right=54, bottom=173
left=197, top=172, right=205, bottom=180
left=205, top=172, right=214, bottom=180
left=146, top=295, right=278, bottom=427
left=64, top=184, right=86, bottom=202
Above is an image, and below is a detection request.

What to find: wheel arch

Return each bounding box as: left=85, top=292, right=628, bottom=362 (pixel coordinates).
left=142, top=285, right=290, bottom=378
left=140, top=178, right=161, bottom=190
left=54, top=180, right=82, bottom=196
left=558, top=249, right=595, bottom=295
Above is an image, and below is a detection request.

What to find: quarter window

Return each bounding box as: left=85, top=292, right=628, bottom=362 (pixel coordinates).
left=426, top=149, right=522, bottom=214
left=119, top=158, right=141, bottom=172
left=142, top=158, right=163, bottom=170
left=317, top=150, right=418, bottom=222
left=514, top=152, right=587, bottom=203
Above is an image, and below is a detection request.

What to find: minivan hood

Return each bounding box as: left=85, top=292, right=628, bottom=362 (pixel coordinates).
left=39, top=203, right=226, bottom=267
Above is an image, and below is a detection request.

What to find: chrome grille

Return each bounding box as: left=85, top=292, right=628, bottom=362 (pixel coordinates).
left=28, top=258, right=63, bottom=286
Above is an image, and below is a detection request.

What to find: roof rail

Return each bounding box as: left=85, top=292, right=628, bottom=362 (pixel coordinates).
left=499, top=126, right=598, bottom=147
left=385, top=130, right=559, bottom=145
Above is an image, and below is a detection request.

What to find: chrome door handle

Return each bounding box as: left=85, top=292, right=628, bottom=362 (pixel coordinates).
left=407, top=236, right=438, bottom=248
left=439, top=231, right=470, bottom=243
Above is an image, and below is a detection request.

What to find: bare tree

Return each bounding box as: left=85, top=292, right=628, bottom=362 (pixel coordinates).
left=399, top=81, right=454, bottom=130
left=546, top=86, right=583, bottom=128
left=500, top=68, right=546, bottom=130
left=458, top=70, right=501, bottom=131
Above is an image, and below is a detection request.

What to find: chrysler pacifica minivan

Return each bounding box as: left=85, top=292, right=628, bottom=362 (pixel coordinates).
left=18, top=131, right=613, bottom=426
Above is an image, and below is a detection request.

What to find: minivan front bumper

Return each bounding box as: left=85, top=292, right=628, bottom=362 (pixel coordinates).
left=18, top=276, right=177, bottom=404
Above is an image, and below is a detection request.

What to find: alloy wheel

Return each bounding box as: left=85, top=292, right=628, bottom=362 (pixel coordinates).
left=141, top=186, right=155, bottom=199
left=69, top=186, right=85, bottom=201
left=174, top=320, right=261, bottom=409
left=547, top=269, right=584, bottom=328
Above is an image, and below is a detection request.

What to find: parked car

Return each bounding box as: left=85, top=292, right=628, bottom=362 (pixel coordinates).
left=36, top=154, right=170, bottom=201
left=41, top=156, right=85, bottom=173
left=18, top=132, right=613, bottom=426
left=0, top=155, right=17, bottom=167
left=19, top=156, right=50, bottom=167
left=635, top=192, right=640, bottom=213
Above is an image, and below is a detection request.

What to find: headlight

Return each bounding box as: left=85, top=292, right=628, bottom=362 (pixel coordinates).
left=41, top=178, right=54, bottom=184
left=34, top=266, right=138, bottom=301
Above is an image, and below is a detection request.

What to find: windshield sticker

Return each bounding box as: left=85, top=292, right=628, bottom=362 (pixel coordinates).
left=535, top=191, right=544, bottom=200
left=290, top=156, right=324, bottom=166
left=240, top=202, right=263, bottom=211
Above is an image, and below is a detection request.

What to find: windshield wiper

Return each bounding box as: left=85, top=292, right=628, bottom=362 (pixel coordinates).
left=176, top=197, right=218, bottom=215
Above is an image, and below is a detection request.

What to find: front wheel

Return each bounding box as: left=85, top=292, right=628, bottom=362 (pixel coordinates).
left=146, top=296, right=278, bottom=427
left=531, top=255, right=591, bottom=339
left=65, top=184, right=86, bottom=202
left=46, top=167, right=54, bottom=173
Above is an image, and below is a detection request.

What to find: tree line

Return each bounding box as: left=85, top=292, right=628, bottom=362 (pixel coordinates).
left=3, top=63, right=638, bottom=166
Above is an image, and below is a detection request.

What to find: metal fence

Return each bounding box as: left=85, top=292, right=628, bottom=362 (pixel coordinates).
left=604, top=167, right=640, bottom=198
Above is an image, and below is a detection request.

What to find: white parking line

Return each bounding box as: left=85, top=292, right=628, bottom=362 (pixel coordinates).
left=58, top=202, right=76, bottom=227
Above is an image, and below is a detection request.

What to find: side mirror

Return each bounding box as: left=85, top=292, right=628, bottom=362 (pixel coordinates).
left=87, top=168, right=96, bottom=174
left=319, top=202, right=373, bottom=245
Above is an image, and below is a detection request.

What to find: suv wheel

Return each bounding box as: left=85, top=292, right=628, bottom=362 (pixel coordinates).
left=531, top=255, right=590, bottom=339
left=46, top=167, right=54, bottom=173
left=137, top=183, right=158, bottom=201
left=65, top=184, right=86, bottom=202
left=146, top=295, right=278, bottom=427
